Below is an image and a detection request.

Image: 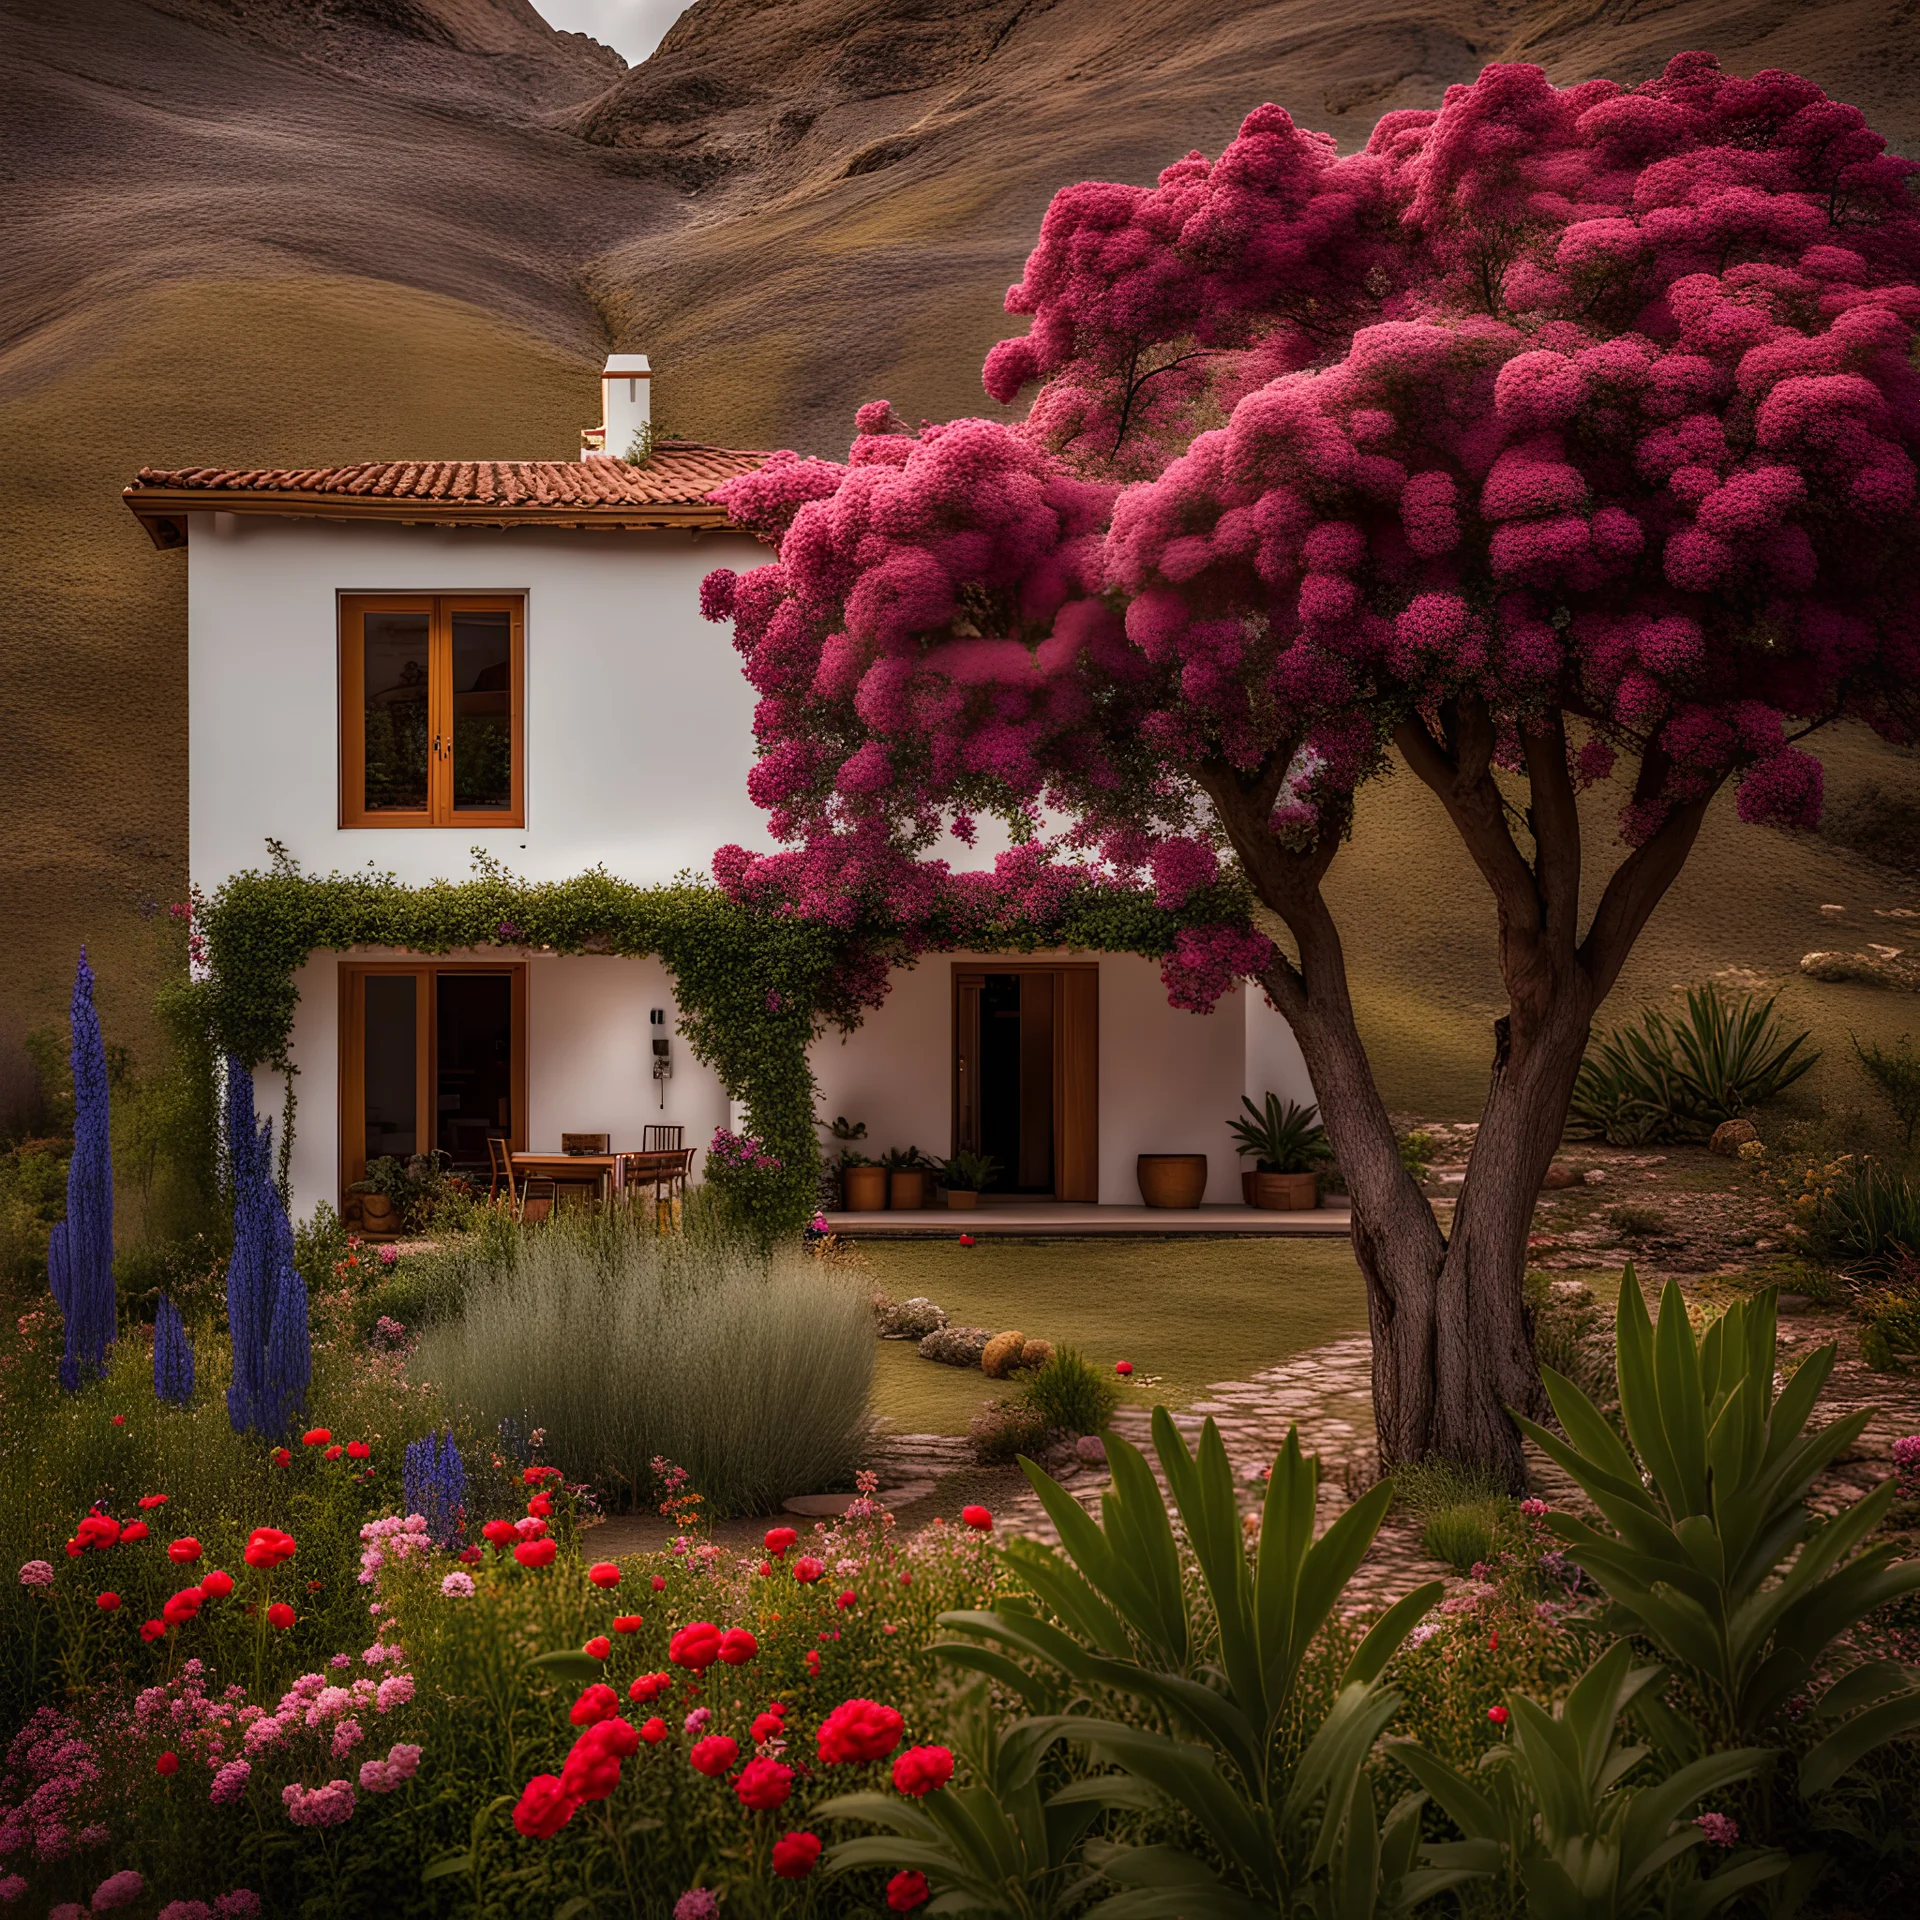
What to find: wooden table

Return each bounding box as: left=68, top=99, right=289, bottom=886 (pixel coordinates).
left=510, top=1152, right=618, bottom=1208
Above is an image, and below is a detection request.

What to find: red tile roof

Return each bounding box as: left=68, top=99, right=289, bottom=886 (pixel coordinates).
left=124, top=448, right=768, bottom=548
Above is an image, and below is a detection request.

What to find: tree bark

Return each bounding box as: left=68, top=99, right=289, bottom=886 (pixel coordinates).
left=1199, top=713, right=1718, bottom=1491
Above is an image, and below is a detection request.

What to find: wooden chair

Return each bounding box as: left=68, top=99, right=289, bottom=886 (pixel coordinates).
left=561, top=1132, right=610, bottom=1155
left=642, top=1124, right=684, bottom=1152
left=486, top=1136, right=517, bottom=1211
left=621, top=1147, right=692, bottom=1230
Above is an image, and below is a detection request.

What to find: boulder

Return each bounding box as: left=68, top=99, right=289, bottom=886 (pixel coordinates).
left=1709, top=1117, right=1759, bottom=1157
left=920, top=1324, right=991, bottom=1367
left=878, top=1295, right=947, bottom=1340
left=1541, top=1164, right=1585, bottom=1189
left=1018, top=1337, right=1055, bottom=1371
left=981, top=1329, right=1027, bottom=1378
left=1074, top=1433, right=1109, bottom=1465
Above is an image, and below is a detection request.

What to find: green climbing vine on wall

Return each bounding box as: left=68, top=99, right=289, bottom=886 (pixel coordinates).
left=188, top=844, right=1257, bottom=1234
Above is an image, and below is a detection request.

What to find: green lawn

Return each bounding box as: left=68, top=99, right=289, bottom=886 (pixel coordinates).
left=862, top=1236, right=1370, bottom=1435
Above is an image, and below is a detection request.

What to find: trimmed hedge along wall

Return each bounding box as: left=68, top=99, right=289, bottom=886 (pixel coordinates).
left=193, top=847, right=1252, bottom=1233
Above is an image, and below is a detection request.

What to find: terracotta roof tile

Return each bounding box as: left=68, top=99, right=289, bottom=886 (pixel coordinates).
left=123, top=448, right=769, bottom=547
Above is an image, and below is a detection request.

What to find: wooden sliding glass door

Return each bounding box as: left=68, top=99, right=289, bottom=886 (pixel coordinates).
left=953, top=964, right=1098, bottom=1201
left=339, top=963, right=527, bottom=1203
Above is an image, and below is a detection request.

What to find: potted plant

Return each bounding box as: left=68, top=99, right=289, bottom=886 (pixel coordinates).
left=827, top=1117, right=886, bottom=1211
left=1227, top=1094, right=1331, bottom=1210
left=941, top=1150, right=999, bottom=1209
left=1136, top=1154, right=1208, bottom=1207
left=883, top=1146, right=939, bottom=1210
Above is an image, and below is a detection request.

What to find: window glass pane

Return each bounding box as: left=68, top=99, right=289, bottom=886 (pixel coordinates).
left=451, top=611, right=513, bottom=812
left=362, top=614, right=430, bottom=811
left=363, top=976, right=418, bottom=1162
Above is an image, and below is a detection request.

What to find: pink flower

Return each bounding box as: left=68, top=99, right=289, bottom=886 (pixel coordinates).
left=209, top=1760, right=251, bottom=1806
left=18, top=1562, right=53, bottom=1589
left=439, top=1572, right=474, bottom=1599
left=1695, top=1812, right=1739, bottom=1848
left=89, top=1873, right=144, bottom=1911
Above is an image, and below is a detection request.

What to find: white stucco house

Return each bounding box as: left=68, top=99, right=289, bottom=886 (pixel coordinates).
left=125, top=358, right=1313, bottom=1226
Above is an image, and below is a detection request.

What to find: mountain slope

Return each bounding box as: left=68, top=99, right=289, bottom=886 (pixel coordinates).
left=2, top=0, right=1918, bottom=1126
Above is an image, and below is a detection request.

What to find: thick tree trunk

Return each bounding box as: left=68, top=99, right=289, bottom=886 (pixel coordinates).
left=1202, top=708, right=1716, bottom=1491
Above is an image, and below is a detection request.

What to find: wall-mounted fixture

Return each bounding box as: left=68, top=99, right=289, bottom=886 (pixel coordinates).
left=650, top=1007, right=671, bottom=1109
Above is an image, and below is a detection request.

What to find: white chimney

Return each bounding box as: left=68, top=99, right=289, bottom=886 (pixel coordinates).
left=583, top=354, right=651, bottom=460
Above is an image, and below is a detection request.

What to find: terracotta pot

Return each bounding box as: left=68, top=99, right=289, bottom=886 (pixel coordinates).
left=842, top=1166, right=888, bottom=1211
left=889, top=1170, right=928, bottom=1210
left=946, top=1188, right=979, bottom=1209
left=1137, top=1154, right=1207, bottom=1208
left=1251, top=1170, right=1317, bottom=1211
left=359, top=1193, right=400, bottom=1240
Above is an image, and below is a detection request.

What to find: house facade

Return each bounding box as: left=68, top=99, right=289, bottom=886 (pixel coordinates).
left=126, top=359, right=1314, bottom=1225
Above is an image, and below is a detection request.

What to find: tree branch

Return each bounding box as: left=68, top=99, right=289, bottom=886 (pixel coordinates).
left=1519, top=713, right=1582, bottom=952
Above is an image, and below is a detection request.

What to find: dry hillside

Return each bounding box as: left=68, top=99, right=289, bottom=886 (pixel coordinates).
left=3, top=0, right=1918, bottom=1126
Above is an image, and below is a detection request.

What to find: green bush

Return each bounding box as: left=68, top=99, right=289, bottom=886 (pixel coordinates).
left=1605, top=1203, right=1671, bottom=1238
left=1569, top=984, right=1818, bottom=1145
left=1855, top=1031, right=1920, bottom=1150
left=414, top=1209, right=874, bottom=1514
left=1799, top=1154, right=1920, bottom=1272
left=1420, top=1501, right=1501, bottom=1572
left=1018, top=1343, right=1119, bottom=1435
left=967, top=1394, right=1052, bottom=1465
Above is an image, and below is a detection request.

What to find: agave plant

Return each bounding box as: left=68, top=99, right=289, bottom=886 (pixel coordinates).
left=1568, top=986, right=1817, bottom=1146
left=817, top=1684, right=1131, bottom=1918
left=1229, top=1094, right=1334, bottom=1173
left=935, top=1411, right=1469, bottom=1915
left=1514, top=1270, right=1920, bottom=1794
left=1392, top=1642, right=1787, bottom=1920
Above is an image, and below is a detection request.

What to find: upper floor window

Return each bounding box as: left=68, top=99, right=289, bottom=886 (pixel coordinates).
left=339, top=595, right=523, bottom=827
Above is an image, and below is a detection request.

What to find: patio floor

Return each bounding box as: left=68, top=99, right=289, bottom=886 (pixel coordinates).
left=824, top=1198, right=1353, bottom=1237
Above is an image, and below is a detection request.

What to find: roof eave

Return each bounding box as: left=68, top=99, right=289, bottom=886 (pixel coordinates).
left=121, top=487, right=739, bottom=550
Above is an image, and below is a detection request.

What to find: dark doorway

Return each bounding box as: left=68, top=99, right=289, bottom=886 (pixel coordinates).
left=436, top=972, right=513, bottom=1173
left=960, top=971, right=1056, bottom=1194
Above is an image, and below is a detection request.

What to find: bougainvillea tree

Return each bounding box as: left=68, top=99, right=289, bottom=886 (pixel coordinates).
left=703, top=55, right=1920, bottom=1484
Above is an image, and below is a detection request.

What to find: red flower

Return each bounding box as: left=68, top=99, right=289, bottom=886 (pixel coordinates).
left=669, top=1622, right=723, bottom=1670
left=346, top=1441, right=370, bottom=1460
left=752, top=1711, right=786, bottom=1744
left=689, top=1735, right=739, bottom=1778
left=244, top=1528, right=296, bottom=1569
left=270, top=1448, right=291, bottom=1467
left=718, top=1627, right=758, bottom=1665
left=513, top=1539, right=558, bottom=1569
left=527, top=1493, right=552, bottom=1518
left=734, top=1755, right=794, bottom=1811
left=582, top=1717, right=641, bottom=1760
left=570, top=1683, right=619, bottom=1726
left=301, top=1428, right=331, bottom=1447
left=793, top=1557, right=824, bottom=1584
left=155, top=1751, right=178, bottom=1776
left=200, top=1570, right=234, bottom=1599
left=893, top=1746, right=954, bottom=1797
left=584, top=1636, right=612, bottom=1661
left=613, top=1615, right=643, bottom=1634
left=836, top=1590, right=857, bottom=1610
left=111, top=1414, right=125, bottom=1427
left=513, top=1773, right=580, bottom=1839
left=758, top=1561, right=773, bottom=1577
left=961, top=1506, right=993, bottom=1531
left=771, top=1830, right=822, bottom=1880
left=266, top=1602, right=295, bottom=1630
left=639, top=1716, right=668, bottom=1743
left=805, top=1650, right=821, bottom=1676
left=523, top=1465, right=560, bottom=1485
left=817, top=1699, right=905, bottom=1765
left=118, top=1521, right=149, bottom=1545
left=139, top=1619, right=165, bottom=1643
left=75, top=1515, right=121, bottom=1551
left=167, top=1537, right=202, bottom=1565
left=1114, top=1360, right=1133, bottom=1376
left=162, top=1587, right=203, bottom=1627
left=459, top=1545, right=484, bottom=1565
left=65, top=1540, right=81, bottom=1558
left=763, top=1526, right=798, bottom=1558
left=628, top=1672, right=671, bottom=1703
left=888, top=1870, right=930, bottom=1911
left=588, top=1562, right=621, bottom=1589
left=138, top=1494, right=169, bottom=1510
left=481, top=1519, right=516, bottom=1547
left=560, top=1737, right=623, bottom=1804
left=1487, top=1704, right=1509, bottom=1726
left=96, top=1592, right=121, bottom=1611
left=323, top=1445, right=344, bottom=1461
left=650, top=1573, right=666, bottom=1592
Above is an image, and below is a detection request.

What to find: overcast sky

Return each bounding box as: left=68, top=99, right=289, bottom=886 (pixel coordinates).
left=531, top=1, right=691, bottom=65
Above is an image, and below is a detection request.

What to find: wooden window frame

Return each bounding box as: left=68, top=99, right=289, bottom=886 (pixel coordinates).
left=339, top=593, right=525, bottom=828
left=338, top=962, right=528, bottom=1205
left=952, top=961, right=1099, bottom=1202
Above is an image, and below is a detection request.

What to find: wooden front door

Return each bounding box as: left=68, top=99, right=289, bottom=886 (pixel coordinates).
left=339, top=963, right=527, bottom=1205
left=952, top=963, right=1098, bottom=1201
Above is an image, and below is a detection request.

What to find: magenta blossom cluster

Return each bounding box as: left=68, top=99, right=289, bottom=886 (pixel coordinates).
left=0, top=1710, right=104, bottom=1865
left=703, top=54, right=1920, bottom=1013
left=706, top=1128, right=784, bottom=1175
